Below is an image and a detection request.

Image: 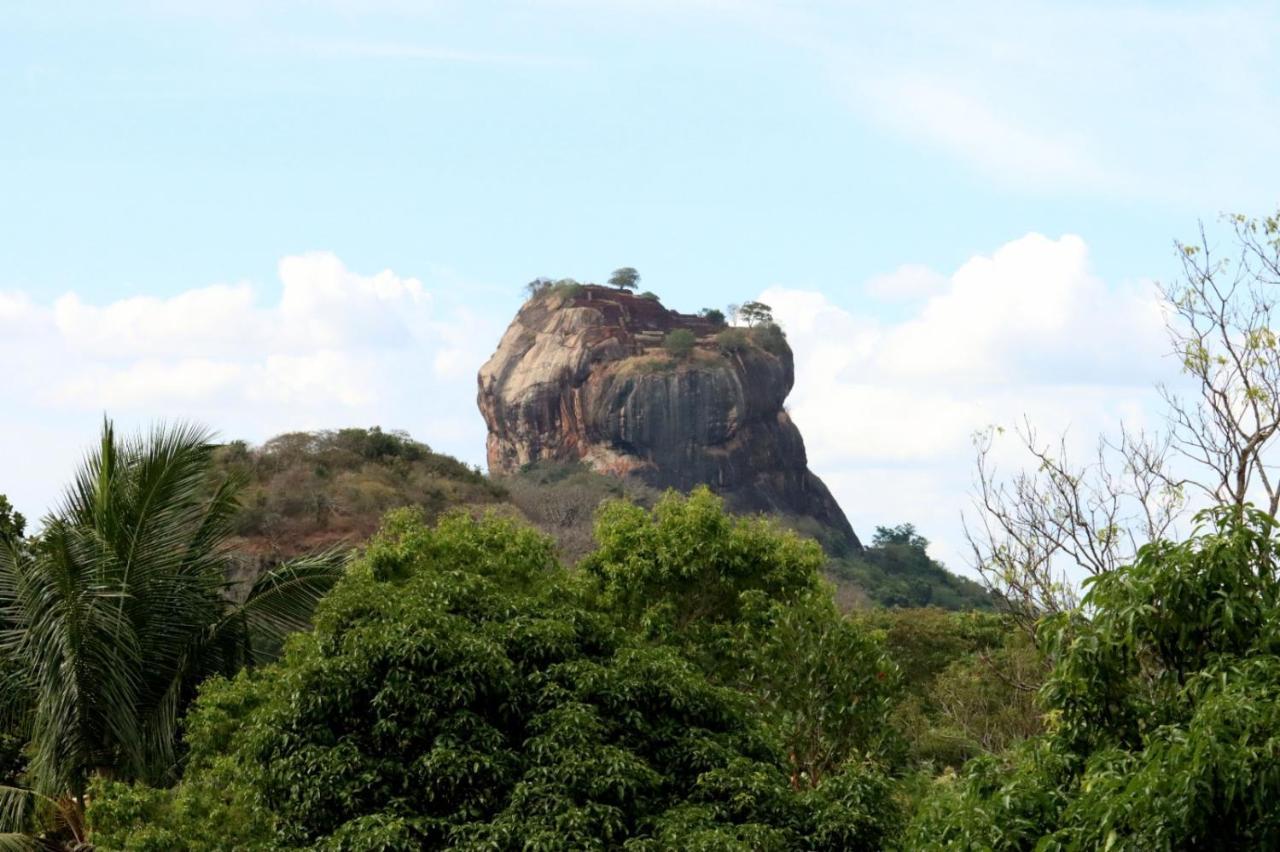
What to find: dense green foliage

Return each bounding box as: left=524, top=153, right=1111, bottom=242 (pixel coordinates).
left=27, top=423, right=1258, bottom=849
left=0, top=495, right=24, bottom=545
left=699, top=307, right=726, bottom=325
left=663, top=328, right=697, bottom=359
left=11, top=431, right=1279, bottom=849
left=0, top=421, right=345, bottom=845
left=585, top=490, right=900, bottom=788
left=856, top=608, right=1044, bottom=770
left=910, top=506, right=1280, bottom=849
left=90, top=501, right=902, bottom=849
left=832, top=525, right=994, bottom=610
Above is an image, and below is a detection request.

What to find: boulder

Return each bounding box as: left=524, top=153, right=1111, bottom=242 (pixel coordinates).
left=477, top=285, right=860, bottom=550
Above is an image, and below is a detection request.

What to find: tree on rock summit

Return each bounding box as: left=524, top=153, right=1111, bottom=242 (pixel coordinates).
left=609, top=266, right=640, bottom=291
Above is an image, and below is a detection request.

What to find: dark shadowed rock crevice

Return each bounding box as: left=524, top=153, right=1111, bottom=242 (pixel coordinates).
left=477, top=285, right=861, bottom=551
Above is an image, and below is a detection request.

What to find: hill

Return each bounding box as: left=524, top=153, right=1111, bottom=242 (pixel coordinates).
left=214, top=427, right=990, bottom=610
left=212, top=428, right=505, bottom=594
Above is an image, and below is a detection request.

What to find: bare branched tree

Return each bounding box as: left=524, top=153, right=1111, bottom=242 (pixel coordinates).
left=967, top=211, right=1280, bottom=639
left=1161, top=214, right=1280, bottom=515
left=967, top=421, right=1183, bottom=638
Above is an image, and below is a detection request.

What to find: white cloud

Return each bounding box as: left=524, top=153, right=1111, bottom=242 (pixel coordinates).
left=54, top=284, right=262, bottom=358
left=247, top=351, right=377, bottom=408
left=0, top=291, right=38, bottom=326
left=57, top=359, right=244, bottom=407
left=48, top=254, right=434, bottom=361
left=0, top=253, right=508, bottom=521
left=766, top=232, right=1170, bottom=573
left=872, top=233, right=1165, bottom=385
left=276, top=253, right=429, bottom=350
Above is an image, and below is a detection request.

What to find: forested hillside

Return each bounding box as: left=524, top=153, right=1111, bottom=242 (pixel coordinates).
left=208, top=427, right=987, bottom=610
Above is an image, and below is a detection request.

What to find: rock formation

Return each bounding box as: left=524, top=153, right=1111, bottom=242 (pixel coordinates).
left=477, top=284, right=860, bottom=550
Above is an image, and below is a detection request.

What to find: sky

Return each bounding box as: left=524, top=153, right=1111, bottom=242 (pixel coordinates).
left=2, top=0, right=1278, bottom=573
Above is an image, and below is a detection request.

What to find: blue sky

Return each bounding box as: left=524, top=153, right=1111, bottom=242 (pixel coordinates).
left=3, top=1, right=1278, bottom=570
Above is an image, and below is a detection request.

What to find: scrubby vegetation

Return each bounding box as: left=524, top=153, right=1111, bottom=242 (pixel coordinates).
left=714, top=323, right=791, bottom=359
left=499, top=460, right=662, bottom=564
left=752, top=321, right=790, bottom=357
left=717, top=326, right=751, bottom=353
left=212, top=427, right=504, bottom=569
left=525, top=277, right=585, bottom=301
left=204, top=431, right=987, bottom=611
left=663, top=328, right=697, bottom=359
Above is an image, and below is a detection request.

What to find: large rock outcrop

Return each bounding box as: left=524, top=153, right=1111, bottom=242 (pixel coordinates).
left=477, top=285, right=860, bottom=550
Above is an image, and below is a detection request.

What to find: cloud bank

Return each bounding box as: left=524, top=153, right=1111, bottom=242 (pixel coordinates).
left=767, top=233, right=1170, bottom=569
left=0, top=253, right=503, bottom=520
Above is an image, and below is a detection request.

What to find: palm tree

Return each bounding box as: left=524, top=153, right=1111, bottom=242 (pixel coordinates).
left=0, top=420, right=345, bottom=844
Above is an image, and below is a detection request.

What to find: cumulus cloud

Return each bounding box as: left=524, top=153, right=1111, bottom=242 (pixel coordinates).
left=766, top=232, right=1170, bottom=570
left=0, top=253, right=507, bottom=519
left=54, top=284, right=262, bottom=358
left=0, top=291, right=38, bottom=325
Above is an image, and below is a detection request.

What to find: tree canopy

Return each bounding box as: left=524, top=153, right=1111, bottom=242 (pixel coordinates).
left=910, top=506, right=1280, bottom=850
left=609, top=266, right=640, bottom=291
left=584, top=489, right=901, bottom=787
left=739, top=301, right=774, bottom=327
left=0, top=496, right=23, bottom=545
left=89, top=505, right=901, bottom=850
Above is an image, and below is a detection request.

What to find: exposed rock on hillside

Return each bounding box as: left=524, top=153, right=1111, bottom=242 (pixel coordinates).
left=477, top=285, right=860, bottom=550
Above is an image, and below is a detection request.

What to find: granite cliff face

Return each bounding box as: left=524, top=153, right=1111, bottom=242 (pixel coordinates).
left=477, top=285, right=860, bottom=550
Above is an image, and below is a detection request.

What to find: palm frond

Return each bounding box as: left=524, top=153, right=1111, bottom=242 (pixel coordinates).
left=0, top=783, right=60, bottom=840
left=4, top=417, right=347, bottom=810
left=0, top=784, right=84, bottom=850
left=0, top=833, right=36, bottom=852
left=216, top=549, right=349, bottom=663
